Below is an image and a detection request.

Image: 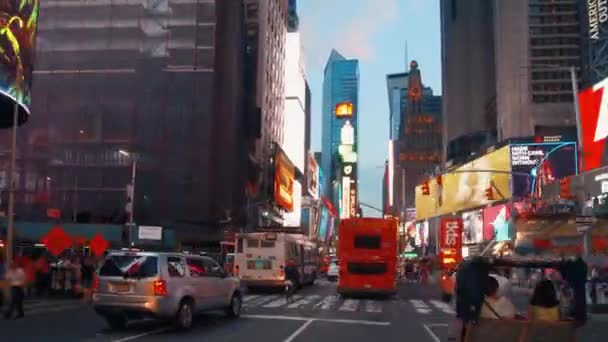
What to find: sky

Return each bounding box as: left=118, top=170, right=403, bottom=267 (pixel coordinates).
left=298, top=0, right=442, bottom=216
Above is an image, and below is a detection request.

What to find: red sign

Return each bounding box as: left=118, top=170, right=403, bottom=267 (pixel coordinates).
left=579, top=77, right=608, bottom=171
left=90, top=233, right=109, bottom=257
left=40, top=226, right=72, bottom=256
left=440, top=217, right=463, bottom=250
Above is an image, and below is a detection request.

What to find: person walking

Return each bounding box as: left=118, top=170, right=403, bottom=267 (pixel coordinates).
left=4, top=261, right=26, bottom=319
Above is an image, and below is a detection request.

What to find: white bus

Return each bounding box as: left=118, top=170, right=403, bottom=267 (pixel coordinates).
left=235, top=232, right=317, bottom=289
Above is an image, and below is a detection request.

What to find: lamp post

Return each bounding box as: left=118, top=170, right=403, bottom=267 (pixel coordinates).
left=119, top=149, right=137, bottom=224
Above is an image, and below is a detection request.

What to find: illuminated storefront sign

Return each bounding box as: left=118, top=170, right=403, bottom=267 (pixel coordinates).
left=335, top=102, right=354, bottom=118
left=579, top=77, right=608, bottom=171
left=588, top=0, right=608, bottom=40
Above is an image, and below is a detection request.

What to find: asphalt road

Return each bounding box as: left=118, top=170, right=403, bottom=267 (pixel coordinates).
left=0, top=279, right=606, bottom=341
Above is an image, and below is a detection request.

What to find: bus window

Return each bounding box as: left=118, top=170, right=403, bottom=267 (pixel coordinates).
left=347, top=262, right=387, bottom=275
left=354, top=235, right=381, bottom=249
left=246, top=239, right=259, bottom=248
left=260, top=241, right=275, bottom=248
left=237, top=239, right=243, bottom=253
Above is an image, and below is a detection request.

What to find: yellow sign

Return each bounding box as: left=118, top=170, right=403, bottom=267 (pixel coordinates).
left=415, top=146, right=512, bottom=220
left=335, top=102, right=354, bottom=117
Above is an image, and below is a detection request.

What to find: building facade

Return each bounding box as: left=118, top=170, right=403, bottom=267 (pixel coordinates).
left=441, top=0, right=583, bottom=164
left=321, top=49, right=359, bottom=218
left=386, top=62, right=441, bottom=218
left=0, top=0, right=261, bottom=247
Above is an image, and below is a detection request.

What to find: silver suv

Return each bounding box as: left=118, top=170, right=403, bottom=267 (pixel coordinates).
left=92, top=251, right=242, bottom=330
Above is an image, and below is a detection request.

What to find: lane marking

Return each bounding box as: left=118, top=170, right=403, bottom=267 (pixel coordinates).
left=426, top=323, right=448, bottom=328
left=27, top=304, right=84, bottom=316
left=314, top=295, right=339, bottom=310
left=243, top=294, right=280, bottom=307
left=338, top=299, right=359, bottom=312
left=243, top=294, right=261, bottom=303
left=409, top=299, right=432, bottom=314
left=283, top=319, right=314, bottom=342
left=263, top=295, right=303, bottom=308
left=429, top=300, right=455, bottom=314
left=287, top=295, right=320, bottom=308
left=364, top=300, right=382, bottom=313
left=242, top=314, right=391, bottom=326
left=422, top=324, right=441, bottom=342
left=110, top=327, right=170, bottom=342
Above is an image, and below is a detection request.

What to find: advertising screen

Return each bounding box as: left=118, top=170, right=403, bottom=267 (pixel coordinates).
left=483, top=204, right=512, bottom=242
left=335, top=102, right=354, bottom=118
left=318, top=207, right=329, bottom=242
left=416, top=220, right=429, bottom=247
left=439, top=217, right=463, bottom=251
left=274, top=145, right=295, bottom=212
left=404, top=221, right=416, bottom=253
left=307, top=153, right=319, bottom=199
left=462, top=209, right=483, bottom=244
left=415, top=146, right=511, bottom=220
left=510, top=142, right=577, bottom=198
left=579, top=77, right=608, bottom=171
left=0, top=1, right=39, bottom=128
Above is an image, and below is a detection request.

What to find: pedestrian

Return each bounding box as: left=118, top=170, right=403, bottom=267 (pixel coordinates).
left=0, top=255, right=6, bottom=309
left=35, top=255, right=50, bottom=297
left=81, top=256, right=95, bottom=303
left=4, top=261, right=26, bottom=319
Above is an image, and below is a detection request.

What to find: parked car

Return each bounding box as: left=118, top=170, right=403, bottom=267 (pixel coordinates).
left=92, top=250, right=242, bottom=330
left=327, top=258, right=339, bottom=282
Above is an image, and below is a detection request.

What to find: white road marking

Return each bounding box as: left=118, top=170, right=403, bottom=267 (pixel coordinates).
left=287, top=295, right=321, bottom=308
left=243, top=294, right=261, bottom=303
left=26, top=304, right=84, bottom=316
left=314, top=295, right=339, bottom=310
left=263, top=295, right=303, bottom=308
left=364, top=300, right=382, bottom=313
left=429, top=300, right=455, bottom=314
left=242, top=314, right=391, bottom=326
left=426, top=323, right=448, bottom=327
left=110, top=327, right=170, bottom=342
left=338, top=299, right=359, bottom=312
left=409, top=299, right=432, bottom=314
left=243, top=295, right=280, bottom=307
left=283, top=319, right=314, bottom=342
left=422, top=324, right=441, bottom=342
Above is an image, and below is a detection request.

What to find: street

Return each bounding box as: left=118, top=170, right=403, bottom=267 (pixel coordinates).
left=1, top=279, right=607, bottom=342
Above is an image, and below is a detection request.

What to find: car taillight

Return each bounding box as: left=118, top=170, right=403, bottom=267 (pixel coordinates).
left=279, top=265, right=285, bottom=278
left=92, top=276, right=100, bottom=293
left=154, top=280, right=168, bottom=296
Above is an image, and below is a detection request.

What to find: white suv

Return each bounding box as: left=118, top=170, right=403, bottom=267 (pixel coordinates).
left=327, top=259, right=339, bottom=281
left=93, top=251, right=242, bottom=330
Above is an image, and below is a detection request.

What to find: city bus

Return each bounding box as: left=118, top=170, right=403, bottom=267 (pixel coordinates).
left=337, top=218, right=399, bottom=296
left=234, top=232, right=317, bottom=289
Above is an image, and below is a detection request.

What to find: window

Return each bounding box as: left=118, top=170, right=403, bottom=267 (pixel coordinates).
left=167, top=257, right=186, bottom=277
left=99, top=255, right=158, bottom=278
left=246, top=239, right=259, bottom=248
left=202, top=258, right=223, bottom=276
left=260, top=240, right=275, bottom=248
left=354, top=235, right=381, bottom=249
left=347, top=262, right=387, bottom=275
left=237, top=238, right=243, bottom=253
left=186, top=258, right=207, bottom=277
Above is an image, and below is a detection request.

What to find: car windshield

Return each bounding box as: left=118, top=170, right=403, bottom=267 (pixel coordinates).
left=99, top=254, right=158, bottom=278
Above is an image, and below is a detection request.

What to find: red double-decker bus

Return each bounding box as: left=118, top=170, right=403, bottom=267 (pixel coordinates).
left=337, top=218, right=399, bottom=296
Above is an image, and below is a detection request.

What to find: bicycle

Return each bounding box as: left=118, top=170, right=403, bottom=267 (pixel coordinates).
left=285, top=280, right=295, bottom=303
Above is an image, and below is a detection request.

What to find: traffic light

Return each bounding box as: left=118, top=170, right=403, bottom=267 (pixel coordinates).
left=559, top=177, right=571, bottom=199
left=421, top=180, right=430, bottom=195
left=485, top=186, right=494, bottom=200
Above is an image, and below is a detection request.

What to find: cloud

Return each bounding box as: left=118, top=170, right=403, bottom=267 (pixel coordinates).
left=300, top=0, right=400, bottom=66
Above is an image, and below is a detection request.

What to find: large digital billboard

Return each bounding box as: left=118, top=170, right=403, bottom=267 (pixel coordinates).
left=0, top=0, right=39, bottom=128
left=483, top=203, right=513, bottom=242
left=274, top=144, right=295, bottom=212
left=415, top=146, right=511, bottom=220
left=335, top=102, right=354, bottom=118
left=510, top=142, right=577, bottom=198
left=579, top=77, right=608, bottom=171
left=462, top=209, right=483, bottom=245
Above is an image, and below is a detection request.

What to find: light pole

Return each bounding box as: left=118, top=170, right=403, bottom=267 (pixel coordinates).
left=119, top=149, right=137, bottom=225
left=5, top=102, right=19, bottom=268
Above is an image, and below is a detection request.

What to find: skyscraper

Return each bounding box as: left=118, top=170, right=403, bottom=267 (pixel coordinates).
left=321, top=50, right=359, bottom=218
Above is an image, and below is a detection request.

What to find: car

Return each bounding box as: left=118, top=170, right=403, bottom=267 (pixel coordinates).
left=92, top=250, right=242, bottom=330
left=327, top=258, right=339, bottom=282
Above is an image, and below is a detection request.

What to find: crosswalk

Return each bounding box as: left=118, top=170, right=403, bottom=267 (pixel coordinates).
left=242, top=294, right=455, bottom=315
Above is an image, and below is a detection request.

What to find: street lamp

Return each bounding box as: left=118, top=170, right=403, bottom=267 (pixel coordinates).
left=119, top=149, right=137, bottom=225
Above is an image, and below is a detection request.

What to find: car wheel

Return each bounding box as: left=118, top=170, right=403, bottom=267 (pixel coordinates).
left=105, top=314, right=127, bottom=330
left=174, top=300, right=194, bottom=330
left=225, top=293, right=242, bottom=318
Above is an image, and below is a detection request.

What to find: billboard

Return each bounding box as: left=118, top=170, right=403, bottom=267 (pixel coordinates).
left=335, top=102, right=354, bottom=118
left=306, top=152, right=319, bottom=199
left=340, top=162, right=357, bottom=218
left=483, top=204, right=512, bottom=242
left=439, top=217, right=463, bottom=252
left=274, top=145, right=295, bottom=212
left=283, top=181, right=302, bottom=227
left=415, top=146, right=511, bottom=220
left=0, top=0, right=40, bottom=128
left=510, top=142, right=577, bottom=198
left=462, top=209, right=483, bottom=245
left=579, top=77, right=608, bottom=171
left=318, top=206, right=329, bottom=242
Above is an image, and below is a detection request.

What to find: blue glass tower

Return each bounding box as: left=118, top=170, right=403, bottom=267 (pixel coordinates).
left=321, top=49, right=359, bottom=217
